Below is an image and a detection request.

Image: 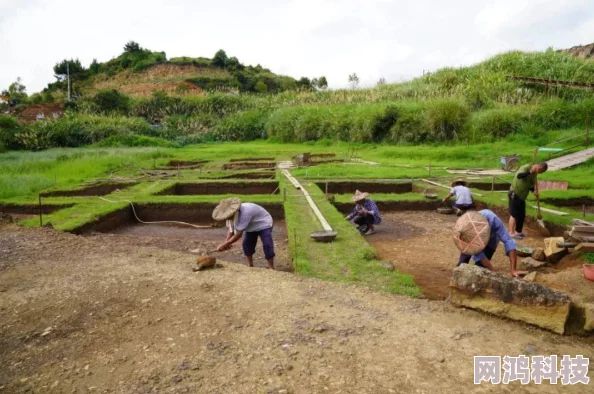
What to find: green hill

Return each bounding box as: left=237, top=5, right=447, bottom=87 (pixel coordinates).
left=3, top=46, right=594, bottom=151
left=44, top=42, right=310, bottom=98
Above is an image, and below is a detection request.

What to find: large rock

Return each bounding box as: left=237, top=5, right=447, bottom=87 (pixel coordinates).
left=531, top=247, right=546, bottom=262
left=544, top=237, right=568, bottom=263
left=520, top=257, right=549, bottom=271
left=450, top=265, right=571, bottom=334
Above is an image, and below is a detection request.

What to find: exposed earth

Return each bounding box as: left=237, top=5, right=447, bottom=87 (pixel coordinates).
left=1, top=221, right=593, bottom=393
left=368, top=211, right=551, bottom=300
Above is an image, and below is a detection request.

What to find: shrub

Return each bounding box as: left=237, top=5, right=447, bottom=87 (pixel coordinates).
left=23, top=115, right=153, bottom=148
left=214, top=110, right=268, bottom=141
left=390, top=110, right=428, bottom=143
left=425, top=99, right=470, bottom=141
left=370, top=105, right=400, bottom=142
left=0, top=115, right=23, bottom=148
left=93, top=89, right=131, bottom=113
left=469, top=108, right=527, bottom=139
left=533, top=98, right=574, bottom=129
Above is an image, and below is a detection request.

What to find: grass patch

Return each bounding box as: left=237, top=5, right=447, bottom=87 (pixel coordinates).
left=282, top=177, right=421, bottom=296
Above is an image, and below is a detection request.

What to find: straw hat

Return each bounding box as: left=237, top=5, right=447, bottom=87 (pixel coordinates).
left=452, top=211, right=491, bottom=255
left=352, top=190, right=369, bottom=202
left=451, top=178, right=468, bottom=187
left=212, top=197, right=241, bottom=221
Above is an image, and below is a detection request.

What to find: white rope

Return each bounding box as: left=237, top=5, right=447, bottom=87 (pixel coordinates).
left=98, top=197, right=213, bottom=229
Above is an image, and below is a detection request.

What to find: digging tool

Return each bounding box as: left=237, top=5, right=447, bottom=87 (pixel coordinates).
left=534, top=177, right=551, bottom=236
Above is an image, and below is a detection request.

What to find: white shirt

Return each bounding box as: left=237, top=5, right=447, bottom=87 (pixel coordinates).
left=236, top=203, right=273, bottom=233
left=450, top=186, right=473, bottom=205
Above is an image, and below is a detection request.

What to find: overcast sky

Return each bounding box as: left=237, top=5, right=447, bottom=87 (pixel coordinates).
left=1, top=0, right=593, bottom=94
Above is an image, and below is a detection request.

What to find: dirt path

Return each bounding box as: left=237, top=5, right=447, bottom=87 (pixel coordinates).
left=0, top=223, right=593, bottom=393
left=368, top=211, right=550, bottom=300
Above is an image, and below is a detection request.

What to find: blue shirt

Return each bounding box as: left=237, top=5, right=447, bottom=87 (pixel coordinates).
left=346, top=199, right=382, bottom=224
left=472, top=209, right=516, bottom=262
left=450, top=186, right=473, bottom=205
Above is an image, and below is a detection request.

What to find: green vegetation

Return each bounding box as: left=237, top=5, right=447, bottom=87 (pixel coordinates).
left=3, top=46, right=594, bottom=150
left=282, top=177, right=420, bottom=296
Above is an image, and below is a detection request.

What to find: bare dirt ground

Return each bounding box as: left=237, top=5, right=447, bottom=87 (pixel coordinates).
left=1, top=222, right=593, bottom=393
left=366, top=210, right=594, bottom=304
left=96, top=220, right=291, bottom=272
left=368, top=211, right=555, bottom=300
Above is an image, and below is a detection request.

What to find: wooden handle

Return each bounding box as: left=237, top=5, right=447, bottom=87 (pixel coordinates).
left=535, top=175, right=542, bottom=219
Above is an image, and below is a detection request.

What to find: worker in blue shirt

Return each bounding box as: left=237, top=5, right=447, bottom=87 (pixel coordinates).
left=453, top=210, right=527, bottom=278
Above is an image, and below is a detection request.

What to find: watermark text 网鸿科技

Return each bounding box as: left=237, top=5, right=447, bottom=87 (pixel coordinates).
left=474, top=355, right=590, bottom=385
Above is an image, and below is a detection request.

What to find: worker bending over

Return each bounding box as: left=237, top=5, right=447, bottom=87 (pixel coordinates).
left=453, top=210, right=527, bottom=278
left=443, top=178, right=473, bottom=215
left=214, top=197, right=275, bottom=269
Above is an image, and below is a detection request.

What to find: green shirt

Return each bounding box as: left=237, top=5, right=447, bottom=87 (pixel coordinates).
left=510, top=164, right=536, bottom=200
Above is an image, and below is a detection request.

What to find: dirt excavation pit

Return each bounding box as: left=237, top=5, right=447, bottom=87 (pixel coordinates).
left=75, top=203, right=291, bottom=271
left=155, top=181, right=280, bottom=196
left=40, top=183, right=135, bottom=197
left=362, top=209, right=554, bottom=301
left=229, top=157, right=275, bottom=162
left=318, top=181, right=413, bottom=195
left=0, top=203, right=74, bottom=223
left=217, top=171, right=276, bottom=180
left=542, top=196, right=594, bottom=214
left=222, top=162, right=277, bottom=170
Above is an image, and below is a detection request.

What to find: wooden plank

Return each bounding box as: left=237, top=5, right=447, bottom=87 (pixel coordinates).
left=530, top=206, right=568, bottom=216
left=282, top=170, right=333, bottom=232
left=569, top=233, right=594, bottom=243
left=573, top=219, right=594, bottom=226
left=575, top=243, right=594, bottom=253
left=572, top=226, right=594, bottom=233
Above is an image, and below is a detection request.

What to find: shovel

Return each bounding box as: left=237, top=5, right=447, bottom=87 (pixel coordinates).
left=534, top=178, right=551, bottom=237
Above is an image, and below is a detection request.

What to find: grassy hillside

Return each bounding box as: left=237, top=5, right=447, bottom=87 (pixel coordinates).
left=2, top=47, right=594, bottom=152
left=42, top=43, right=306, bottom=98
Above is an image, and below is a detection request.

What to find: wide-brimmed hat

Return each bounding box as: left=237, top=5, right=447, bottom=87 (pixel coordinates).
left=212, top=197, right=241, bottom=221
left=452, top=211, right=491, bottom=255
left=352, top=190, right=369, bottom=202
left=451, top=178, right=468, bottom=187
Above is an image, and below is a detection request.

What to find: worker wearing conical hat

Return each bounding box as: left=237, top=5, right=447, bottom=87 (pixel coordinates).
left=453, top=210, right=527, bottom=278
left=345, top=190, right=381, bottom=235
left=443, top=179, right=473, bottom=216
left=213, top=198, right=275, bottom=269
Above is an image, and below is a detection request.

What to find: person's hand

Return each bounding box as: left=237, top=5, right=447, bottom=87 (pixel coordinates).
left=511, top=270, right=528, bottom=278
left=217, top=243, right=231, bottom=252
left=359, top=209, right=367, bottom=215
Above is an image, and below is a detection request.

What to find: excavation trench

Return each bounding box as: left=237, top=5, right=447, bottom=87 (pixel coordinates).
left=0, top=203, right=74, bottom=222
left=318, top=181, right=413, bottom=195
left=541, top=196, right=594, bottom=214
left=40, top=183, right=135, bottom=197
left=72, top=203, right=291, bottom=272
left=154, top=160, right=209, bottom=170
left=337, top=198, right=592, bottom=333
left=217, top=171, right=276, bottom=180
left=222, top=162, right=277, bottom=170
left=229, top=157, right=275, bottom=162
left=155, top=181, right=280, bottom=196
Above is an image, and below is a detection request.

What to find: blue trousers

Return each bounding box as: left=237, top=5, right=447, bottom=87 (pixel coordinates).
left=242, top=227, right=275, bottom=259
